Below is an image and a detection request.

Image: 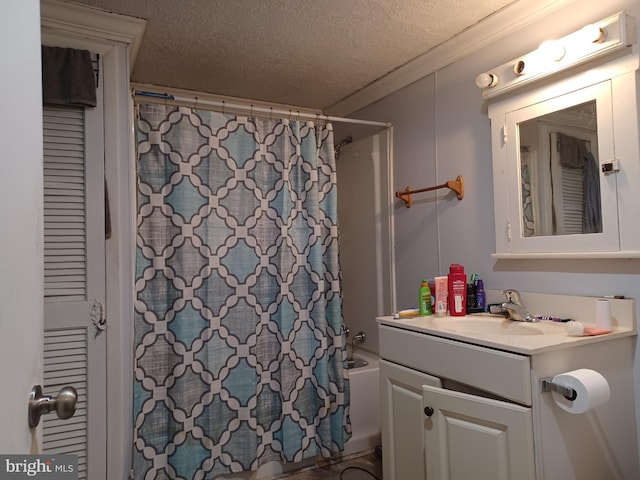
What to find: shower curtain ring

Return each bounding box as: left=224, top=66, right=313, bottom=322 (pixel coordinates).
left=222, top=100, right=226, bottom=115
left=269, top=107, right=273, bottom=120
left=250, top=104, right=254, bottom=117
left=193, top=96, right=198, bottom=109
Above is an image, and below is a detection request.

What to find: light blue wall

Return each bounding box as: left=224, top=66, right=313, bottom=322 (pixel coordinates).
left=336, top=75, right=440, bottom=310
left=334, top=0, right=640, bottom=446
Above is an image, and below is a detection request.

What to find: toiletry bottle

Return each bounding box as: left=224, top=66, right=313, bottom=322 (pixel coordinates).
left=428, top=279, right=436, bottom=314
left=448, top=264, right=467, bottom=316
left=475, top=279, right=486, bottom=310
left=466, top=282, right=477, bottom=312
left=434, top=276, right=448, bottom=316
left=419, top=279, right=432, bottom=316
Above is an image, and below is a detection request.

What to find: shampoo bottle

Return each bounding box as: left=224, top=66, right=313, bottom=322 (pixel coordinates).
left=428, top=279, right=436, bottom=314
left=448, top=264, right=467, bottom=316
left=419, top=280, right=432, bottom=316
left=476, top=279, right=486, bottom=310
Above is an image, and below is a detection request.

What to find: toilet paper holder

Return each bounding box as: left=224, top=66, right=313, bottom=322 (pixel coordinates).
left=540, top=377, right=578, bottom=401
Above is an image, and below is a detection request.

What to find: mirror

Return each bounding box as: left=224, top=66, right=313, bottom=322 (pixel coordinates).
left=517, top=100, right=601, bottom=238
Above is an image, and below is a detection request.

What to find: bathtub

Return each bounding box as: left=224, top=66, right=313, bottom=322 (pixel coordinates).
left=343, top=348, right=381, bottom=456
left=232, top=349, right=381, bottom=480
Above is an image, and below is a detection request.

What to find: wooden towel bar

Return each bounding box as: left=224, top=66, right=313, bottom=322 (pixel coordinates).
left=395, top=175, right=464, bottom=208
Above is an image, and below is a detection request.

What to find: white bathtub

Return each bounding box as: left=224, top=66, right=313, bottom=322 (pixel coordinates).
left=343, top=348, right=381, bottom=456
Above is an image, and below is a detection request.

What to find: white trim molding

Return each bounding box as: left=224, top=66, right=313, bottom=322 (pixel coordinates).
left=40, top=0, right=146, bottom=73
left=40, top=2, right=141, bottom=478
left=326, top=0, right=577, bottom=117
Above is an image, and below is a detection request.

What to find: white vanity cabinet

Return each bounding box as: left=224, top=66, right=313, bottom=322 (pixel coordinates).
left=488, top=60, right=640, bottom=258
left=378, top=294, right=639, bottom=480
left=481, top=12, right=640, bottom=259
left=381, top=356, right=535, bottom=480
left=379, top=324, right=535, bottom=480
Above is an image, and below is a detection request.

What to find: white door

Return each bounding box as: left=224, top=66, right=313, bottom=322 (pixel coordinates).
left=41, top=98, right=106, bottom=480
left=0, top=0, right=44, bottom=452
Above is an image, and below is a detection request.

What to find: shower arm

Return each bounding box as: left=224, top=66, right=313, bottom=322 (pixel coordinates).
left=395, top=175, right=464, bottom=208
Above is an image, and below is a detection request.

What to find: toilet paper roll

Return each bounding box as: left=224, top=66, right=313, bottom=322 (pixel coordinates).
left=551, top=368, right=610, bottom=414
left=595, top=299, right=612, bottom=330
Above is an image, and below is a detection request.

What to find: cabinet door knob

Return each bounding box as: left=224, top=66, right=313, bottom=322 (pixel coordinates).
left=424, top=406, right=434, bottom=417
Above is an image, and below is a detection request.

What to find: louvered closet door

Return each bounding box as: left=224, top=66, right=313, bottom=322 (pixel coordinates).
left=43, top=100, right=106, bottom=480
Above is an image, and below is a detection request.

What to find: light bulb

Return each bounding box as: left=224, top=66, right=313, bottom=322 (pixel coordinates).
left=538, top=40, right=565, bottom=61
left=475, top=72, right=499, bottom=89
left=513, top=49, right=548, bottom=76
left=579, top=24, right=606, bottom=43
left=513, top=59, right=527, bottom=76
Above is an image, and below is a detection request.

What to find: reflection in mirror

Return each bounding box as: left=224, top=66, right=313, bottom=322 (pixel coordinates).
left=518, top=100, right=602, bottom=237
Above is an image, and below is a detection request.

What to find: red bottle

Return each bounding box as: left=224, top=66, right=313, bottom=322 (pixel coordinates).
left=448, top=264, right=467, bottom=316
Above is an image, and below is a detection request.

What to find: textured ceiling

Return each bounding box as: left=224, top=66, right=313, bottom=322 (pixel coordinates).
left=68, top=0, right=516, bottom=110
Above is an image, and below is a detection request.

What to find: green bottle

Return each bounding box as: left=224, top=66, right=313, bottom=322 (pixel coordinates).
left=419, top=279, right=432, bottom=316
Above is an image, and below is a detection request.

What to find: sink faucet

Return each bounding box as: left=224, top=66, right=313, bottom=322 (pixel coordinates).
left=500, top=289, right=539, bottom=322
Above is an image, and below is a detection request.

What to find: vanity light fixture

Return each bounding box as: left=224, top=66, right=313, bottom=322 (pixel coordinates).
left=476, top=11, right=636, bottom=98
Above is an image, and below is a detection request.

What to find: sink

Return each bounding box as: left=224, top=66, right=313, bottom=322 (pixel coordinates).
left=424, top=315, right=567, bottom=336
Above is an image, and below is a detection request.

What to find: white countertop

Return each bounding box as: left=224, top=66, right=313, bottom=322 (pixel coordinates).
left=377, top=314, right=636, bottom=355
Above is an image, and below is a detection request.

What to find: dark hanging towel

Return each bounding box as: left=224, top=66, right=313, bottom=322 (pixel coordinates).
left=557, top=132, right=587, bottom=168
left=556, top=132, right=601, bottom=233
left=42, top=46, right=97, bottom=107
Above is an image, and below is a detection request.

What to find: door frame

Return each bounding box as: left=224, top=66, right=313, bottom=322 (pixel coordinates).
left=41, top=1, right=145, bottom=477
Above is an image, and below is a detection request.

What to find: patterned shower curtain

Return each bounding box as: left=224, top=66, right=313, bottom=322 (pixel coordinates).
left=133, top=104, right=350, bottom=478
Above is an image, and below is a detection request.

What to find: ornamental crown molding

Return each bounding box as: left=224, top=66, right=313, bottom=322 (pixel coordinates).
left=40, top=0, right=146, bottom=73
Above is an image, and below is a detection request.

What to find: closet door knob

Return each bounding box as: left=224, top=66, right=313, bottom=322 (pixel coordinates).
left=424, top=406, right=434, bottom=417
left=28, top=385, right=78, bottom=428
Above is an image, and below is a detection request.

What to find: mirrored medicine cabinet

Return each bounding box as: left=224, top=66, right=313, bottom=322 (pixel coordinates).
left=487, top=53, right=640, bottom=258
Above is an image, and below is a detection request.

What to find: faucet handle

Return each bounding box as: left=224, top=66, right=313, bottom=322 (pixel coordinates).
left=500, top=289, right=522, bottom=304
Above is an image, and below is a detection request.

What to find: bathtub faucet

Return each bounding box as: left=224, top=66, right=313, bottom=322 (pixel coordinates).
left=352, top=331, right=366, bottom=344
left=348, top=331, right=366, bottom=361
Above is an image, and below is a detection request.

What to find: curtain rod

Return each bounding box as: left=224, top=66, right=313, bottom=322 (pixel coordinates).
left=133, top=90, right=391, bottom=128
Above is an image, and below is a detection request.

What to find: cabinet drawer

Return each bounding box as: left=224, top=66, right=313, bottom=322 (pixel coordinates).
left=379, top=324, right=532, bottom=405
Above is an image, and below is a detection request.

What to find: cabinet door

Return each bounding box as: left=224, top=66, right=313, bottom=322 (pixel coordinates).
left=423, top=385, right=535, bottom=480
left=380, top=360, right=441, bottom=480
left=502, top=80, right=618, bottom=255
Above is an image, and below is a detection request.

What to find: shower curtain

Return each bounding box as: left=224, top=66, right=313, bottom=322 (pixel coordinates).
left=133, top=103, right=350, bottom=479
